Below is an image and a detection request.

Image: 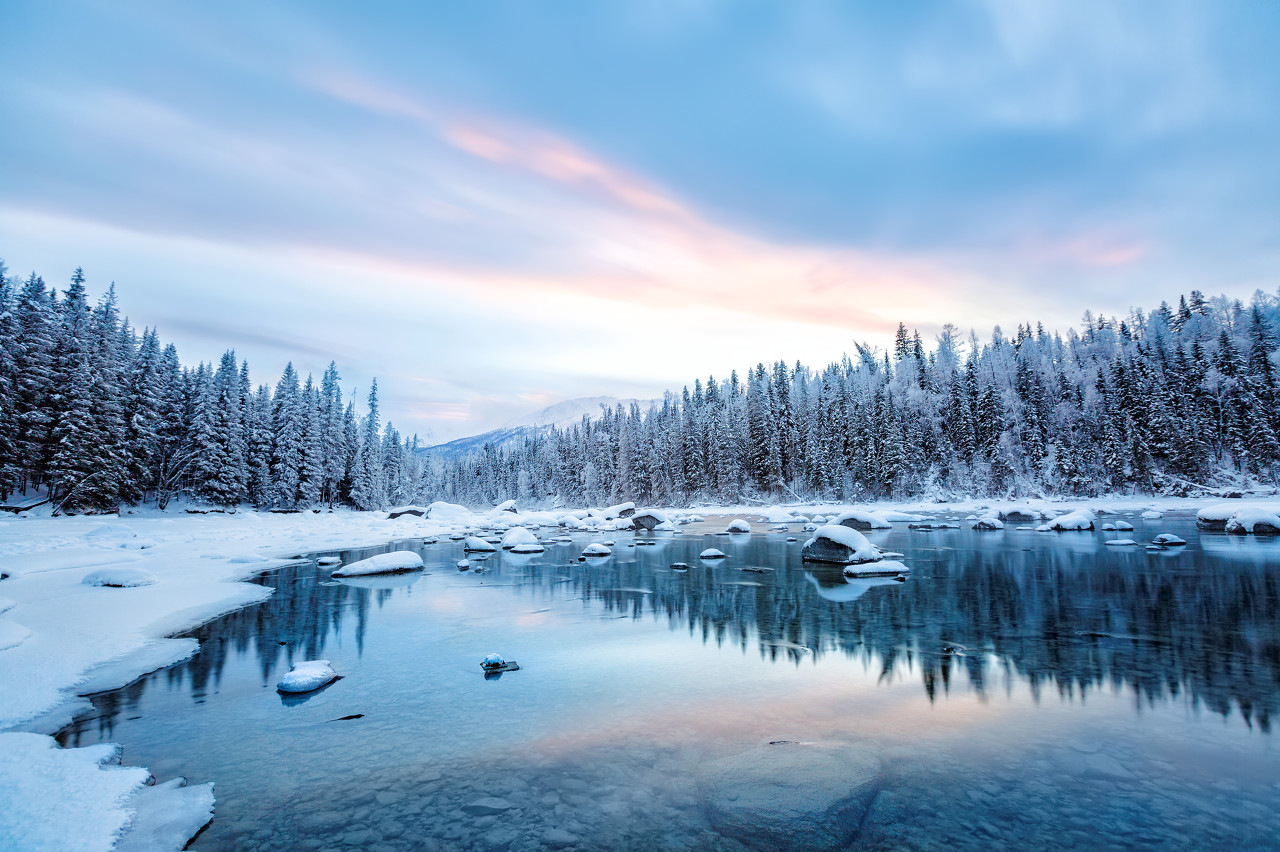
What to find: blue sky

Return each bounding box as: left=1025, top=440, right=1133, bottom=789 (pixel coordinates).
left=3, top=0, right=1279, bottom=441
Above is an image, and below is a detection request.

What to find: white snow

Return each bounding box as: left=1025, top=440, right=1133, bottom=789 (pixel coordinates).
left=493, top=499, right=518, bottom=514
left=726, top=519, right=752, bottom=533
left=510, top=542, right=545, bottom=554
left=834, top=509, right=893, bottom=529
left=0, top=619, right=34, bottom=652
left=602, top=502, right=635, bottom=519
left=803, top=524, right=882, bottom=563
left=0, top=734, right=151, bottom=852
left=761, top=506, right=798, bottom=523
left=700, top=548, right=727, bottom=559
left=582, top=543, right=612, bottom=557
left=482, top=652, right=505, bottom=668
left=82, top=567, right=158, bottom=588
left=1141, top=510, right=1163, bottom=520
left=1047, top=510, right=1095, bottom=531
left=1225, top=508, right=1280, bottom=535
left=276, top=659, right=338, bottom=693
left=331, top=551, right=423, bottom=577
left=1198, top=503, right=1244, bottom=523
left=842, top=559, right=909, bottom=577
left=500, top=527, right=538, bottom=549
left=114, top=776, right=215, bottom=852
left=1104, top=539, right=1138, bottom=546
left=1115, top=521, right=1134, bottom=531
left=463, top=536, right=497, bottom=552
left=1151, top=533, right=1187, bottom=546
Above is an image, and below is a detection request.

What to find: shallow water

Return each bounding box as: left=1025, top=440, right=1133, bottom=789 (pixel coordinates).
left=58, top=515, right=1280, bottom=850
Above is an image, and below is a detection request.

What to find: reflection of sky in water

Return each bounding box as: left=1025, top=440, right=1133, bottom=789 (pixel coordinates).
left=58, top=517, right=1280, bottom=850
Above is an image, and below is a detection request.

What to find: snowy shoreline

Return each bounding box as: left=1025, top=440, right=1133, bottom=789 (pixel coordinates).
left=1, top=494, right=1277, bottom=850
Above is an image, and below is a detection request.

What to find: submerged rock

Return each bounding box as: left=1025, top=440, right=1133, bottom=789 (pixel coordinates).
left=699, top=741, right=882, bottom=850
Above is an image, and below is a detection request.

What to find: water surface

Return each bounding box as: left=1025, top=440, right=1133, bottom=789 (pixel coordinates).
left=58, top=515, right=1280, bottom=850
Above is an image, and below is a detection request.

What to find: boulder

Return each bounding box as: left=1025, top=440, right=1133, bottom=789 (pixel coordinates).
left=700, top=548, right=727, bottom=559
left=726, top=519, right=752, bottom=533
left=463, top=536, right=497, bottom=553
left=582, top=543, right=612, bottom=557
left=632, top=510, right=668, bottom=532
left=998, top=509, right=1041, bottom=523
left=1225, top=508, right=1280, bottom=535
left=276, top=660, right=338, bottom=694
left=971, top=517, right=1004, bottom=531
left=801, top=525, right=881, bottom=565
left=699, top=742, right=881, bottom=850
left=387, top=506, right=428, bottom=520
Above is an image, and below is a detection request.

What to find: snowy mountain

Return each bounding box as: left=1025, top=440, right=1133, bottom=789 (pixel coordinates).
left=426, top=396, right=661, bottom=460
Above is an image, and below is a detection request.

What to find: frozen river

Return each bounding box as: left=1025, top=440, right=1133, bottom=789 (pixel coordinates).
left=57, top=514, right=1280, bottom=850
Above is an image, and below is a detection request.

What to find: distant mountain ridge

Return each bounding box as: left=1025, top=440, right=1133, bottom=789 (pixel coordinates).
left=426, top=396, right=660, bottom=460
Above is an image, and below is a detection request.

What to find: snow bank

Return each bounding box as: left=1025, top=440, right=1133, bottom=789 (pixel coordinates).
left=761, top=506, right=798, bottom=524
left=876, top=510, right=927, bottom=522
left=331, top=551, right=423, bottom=577
left=114, top=776, right=215, bottom=852
left=426, top=501, right=474, bottom=523
left=0, top=619, right=33, bottom=652
left=834, top=509, right=893, bottom=530
left=802, top=525, right=882, bottom=565
left=726, top=519, right=752, bottom=533
left=82, top=567, right=158, bottom=588
left=493, top=500, right=518, bottom=514
left=0, top=734, right=150, bottom=852
left=1225, top=508, right=1280, bottom=535
left=276, top=660, right=338, bottom=693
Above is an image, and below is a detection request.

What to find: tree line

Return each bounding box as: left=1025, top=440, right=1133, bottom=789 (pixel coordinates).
left=3, top=258, right=1278, bottom=513
left=427, top=288, right=1280, bottom=506
left=0, top=262, right=424, bottom=513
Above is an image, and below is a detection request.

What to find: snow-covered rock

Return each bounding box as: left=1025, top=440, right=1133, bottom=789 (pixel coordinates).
left=463, top=536, right=497, bottom=552
left=276, top=660, right=338, bottom=693
left=700, top=548, right=727, bottom=559
left=582, top=543, right=612, bottom=557
left=331, top=551, right=423, bottom=577
left=510, top=542, right=544, bottom=554
left=1225, top=508, right=1280, bottom=536
left=500, top=527, right=538, bottom=549
left=834, top=509, right=893, bottom=531
left=670, top=562, right=689, bottom=571
left=316, top=556, right=341, bottom=566
left=842, top=559, right=909, bottom=578
left=1197, top=503, right=1242, bottom=531
left=998, top=508, right=1043, bottom=523
left=972, top=517, right=1004, bottom=531
left=761, top=506, right=798, bottom=524
left=1151, top=533, right=1187, bottom=547
left=81, top=567, right=158, bottom=588
left=1141, top=510, right=1163, bottom=520
left=602, top=502, right=636, bottom=519
left=1047, top=510, right=1095, bottom=531
left=387, top=505, right=428, bottom=519
left=632, top=510, right=669, bottom=531
left=801, top=525, right=882, bottom=565
left=1104, top=539, right=1138, bottom=547
left=456, top=559, right=470, bottom=570
left=1114, top=520, right=1134, bottom=531
left=726, top=519, right=752, bottom=533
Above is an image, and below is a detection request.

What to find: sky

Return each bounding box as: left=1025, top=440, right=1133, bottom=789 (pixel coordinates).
left=3, top=1, right=1279, bottom=442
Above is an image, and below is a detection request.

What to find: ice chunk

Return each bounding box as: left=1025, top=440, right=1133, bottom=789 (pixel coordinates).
left=81, top=567, right=158, bottom=588
left=276, top=660, right=338, bottom=693
left=331, top=551, right=423, bottom=577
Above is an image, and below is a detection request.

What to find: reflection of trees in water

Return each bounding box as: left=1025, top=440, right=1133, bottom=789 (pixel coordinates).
left=545, top=542, right=1280, bottom=730
left=60, top=539, right=1280, bottom=744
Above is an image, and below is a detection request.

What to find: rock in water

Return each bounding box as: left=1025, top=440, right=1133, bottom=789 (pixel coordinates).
left=276, top=660, right=338, bottom=693
left=699, top=742, right=881, bottom=850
